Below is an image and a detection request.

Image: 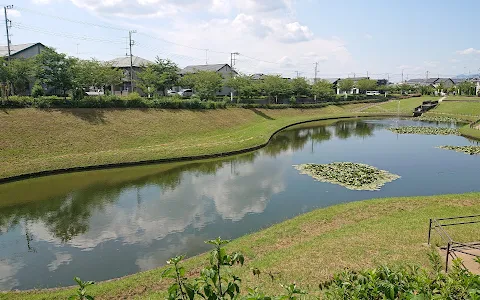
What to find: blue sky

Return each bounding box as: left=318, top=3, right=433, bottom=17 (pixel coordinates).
left=4, top=0, right=480, bottom=81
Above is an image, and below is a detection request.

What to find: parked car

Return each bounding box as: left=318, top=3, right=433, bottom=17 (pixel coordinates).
left=178, top=89, right=193, bottom=97
left=166, top=90, right=178, bottom=96
left=366, top=91, right=380, bottom=96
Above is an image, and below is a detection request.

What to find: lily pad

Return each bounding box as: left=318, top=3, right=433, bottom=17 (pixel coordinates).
left=388, top=126, right=459, bottom=136
left=437, top=145, right=480, bottom=155
left=416, top=116, right=466, bottom=123
left=293, top=162, right=400, bottom=191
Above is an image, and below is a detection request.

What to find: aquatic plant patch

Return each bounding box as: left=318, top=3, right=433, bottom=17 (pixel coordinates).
left=293, top=162, right=400, bottom=191
left=416, top=115, right=467, bottom=123
left=388, top=126, right=460, bottom=135
left=437, top=145, right=480, bottom=155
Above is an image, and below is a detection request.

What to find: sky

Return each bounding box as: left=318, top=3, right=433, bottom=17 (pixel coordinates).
left=3, top=0, right=480, bottom=82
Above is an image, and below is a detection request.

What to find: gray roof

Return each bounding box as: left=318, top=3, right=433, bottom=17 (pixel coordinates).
left=452, top=78, right=466, bottom=84
left=181, top=63, right=232, bottom=74
left=251, top=73, right=266, bottom=80
left=0, top=43, right=44, bottom=57
left=321, top=78, right=341, bottom=84
left=109, top=56, right=153, bottom=68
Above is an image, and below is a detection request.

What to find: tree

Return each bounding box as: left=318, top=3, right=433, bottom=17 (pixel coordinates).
left=356, top=79, right=377, bottom=93
left=101, top=65, right=123, bottom=94
left=420, top=85, right=434, bottom=95
left=338, top=79, right=354, bottom=93
left=261, top=75, right=292, bottom=103
left=226, top=74, right=258, bottom=102
left=34, top=47, right=76, bottom=98
left=181, top=71, right=222, bottom=100
left=9, top=58, right=34, bottom=95
left=458, top=81, right=475, bottom=95
left=150, top=58, right=179, bottom=95
left=0, top=57, right=11, bottom=99
left=290, top=77, right=311, bottom=97
left=136, top=65, right=158, bottom=97
left=311, top=79, right=334, bottom=100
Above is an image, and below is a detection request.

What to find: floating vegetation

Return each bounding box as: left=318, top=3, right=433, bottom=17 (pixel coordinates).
left=388, top=126, right=460, bottom=135
left=293, top=162, right=400, bottom=191
left=437, top=145, right=480, bottom=155
left=416, top=115, right=466, bottom=123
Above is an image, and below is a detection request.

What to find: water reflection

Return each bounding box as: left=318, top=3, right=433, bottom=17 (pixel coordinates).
left=0, top=119, right=477, bottom=290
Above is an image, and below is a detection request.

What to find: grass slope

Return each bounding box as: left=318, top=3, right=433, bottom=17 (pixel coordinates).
left=364, top=97, right=431, bottom=114
left=0, top=105, right=387, bottom=180
left=6, top=192, right=480, bottom=299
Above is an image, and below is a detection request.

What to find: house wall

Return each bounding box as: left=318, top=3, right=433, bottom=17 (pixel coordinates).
left=12, top=44, right=45, bottom=59
left=217, top=65, right=235, bottom=96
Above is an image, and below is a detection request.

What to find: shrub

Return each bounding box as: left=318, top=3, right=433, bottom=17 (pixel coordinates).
left=31, top=83, right=44, bottom=98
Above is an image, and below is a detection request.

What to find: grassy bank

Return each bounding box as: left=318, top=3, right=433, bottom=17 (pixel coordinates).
left=0, top=104, right=391, bottom=180
left=6, top=192, right=480, bottom=299
left=363, top=96, right=430, bottom=114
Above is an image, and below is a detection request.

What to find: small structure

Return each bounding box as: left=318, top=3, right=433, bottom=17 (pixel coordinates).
left=0, top=42, right=46, bottom=59
left=413, top=100, right=438, bottom=116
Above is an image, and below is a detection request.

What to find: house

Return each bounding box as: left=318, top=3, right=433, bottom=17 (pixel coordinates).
left=0, top=43, right=46, bottom=59
left=405, top=79, right=428, bottom=86
left=426, top=78, right=455, bottom=88
left=179, top=63, right=238, bottom=96
left=108, top=55, right=153, bottom=94
left=335, top=77, right=369, bottom=95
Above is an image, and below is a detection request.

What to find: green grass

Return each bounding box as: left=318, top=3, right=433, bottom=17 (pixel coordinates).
left=364, top=96, right=433, bottom=114
left=5, top=192, right=480, bottom=299
left=0, top=105, right=395, bottom=180
left=443, top=95, right=480, bottom=101
left=429, top=101, right=480, bottom=117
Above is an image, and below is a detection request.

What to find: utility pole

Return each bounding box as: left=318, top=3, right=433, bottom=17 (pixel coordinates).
left=366, top=71, right=369, bottom=78
left=230, top=52, right=239, bottom=102
left=129, top=30, right=136, bottom=93
left=205, top=49, right=208, bottom=65
left=401, top=69, right=404, bottom=83
left=426, top=70, right=429, bottom=80
left=4, top=5, right=13, bottom=61
left=295, top=71, right=300, bottom=78
left=314, top=62, right=318, bottom=83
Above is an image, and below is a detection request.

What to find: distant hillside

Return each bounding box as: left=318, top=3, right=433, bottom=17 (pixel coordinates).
left=455, top=73, right=480, bottom=79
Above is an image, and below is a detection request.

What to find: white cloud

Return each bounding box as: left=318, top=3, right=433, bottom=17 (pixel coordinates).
left=364, top=33, right=373, bottom=40
left=47, top=252, right=72, bottom=271
left=424, top=61, right=438, bottom=68
left=8, top=9, right=21, bottom=18
left=456, top=48, right=480, bottom=55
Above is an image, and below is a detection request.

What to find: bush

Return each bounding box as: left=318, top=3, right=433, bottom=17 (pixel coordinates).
left=31, top=83, right=44, bottom=98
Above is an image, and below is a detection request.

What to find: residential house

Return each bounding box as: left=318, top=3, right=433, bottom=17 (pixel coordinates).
left=335, top=77, right=368, bottom=95
left=426, top=78, right=454, bottom=88
left=0, top=43, right=46, bottom=59
left=179, top=63, right=238, bottom=96
left=108, top=55, right=153, bottom=94
left=405, top=79, right=428, bottom=86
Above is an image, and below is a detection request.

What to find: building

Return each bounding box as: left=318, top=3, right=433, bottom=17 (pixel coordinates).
left=108, top=55, right=153, bottom=94
left=0, top=43, right=46, bottom=59
left=179, top=63, right=238, bottom=96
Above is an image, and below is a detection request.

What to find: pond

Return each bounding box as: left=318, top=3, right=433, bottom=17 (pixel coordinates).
left=0, top=118, right=479, bottom=290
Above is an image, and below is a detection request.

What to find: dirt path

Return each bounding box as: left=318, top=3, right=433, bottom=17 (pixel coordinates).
left=439, top=246, right=480, bottom=274
left=439, top=96, right=447, bottom=102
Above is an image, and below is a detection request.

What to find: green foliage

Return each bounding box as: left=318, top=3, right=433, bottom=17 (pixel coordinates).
left=34, top=47, right=77, bottom=98
left=356, top=79, right=378, bottom=93
left=163, top=237, right=305, bottom=300
left=9, top=58, right=35, bottom=95
left=321, top=254, right=480, bottom=299
left=181, top=71, right=223, bottom=100
left=458, top=81, right=476, bottom=96
left=312, top=79, right=334, bottom=100
left=290, top=77, right=311, bottom=97
left=419, top=85, right=435, bottom=95
left=389, top=126, right=460, bottom=135
left=262, top=75, right=292, bottom=102
left=137, top=58, right=179, bottom=96
left=31, top=82, right=45, bottom=98
left=69, top=277, right=95, bottom=300
left=226, top=74, right=259, bottom=102
left=338, top=79, right=354, bottom=93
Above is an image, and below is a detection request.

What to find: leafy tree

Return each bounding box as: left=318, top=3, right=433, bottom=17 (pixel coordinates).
left=290, top=77, right=311, bottom=97
left=9, top=58, right=34, bottom=95
left=356, top=79, right=377, bottom=93
left=101, top=65, right=123, bottom=94
left=458, top=81, right=475, bottom=95
left=150, top=58, right=179, bottom=95
left=0, top=57, right=11, bottom=99
left=136, top=65, right=158, bottom=97
left=31, top=82, right=44, bottom=98
left=34, top=47, right=76, bottom=98
left=226, top=74, right=259, bottom=102
left=262, top=75, right=292, bottom=103
left=338, top=78, right=354, bottom=93
left=180, top=71, right=222, bottom=100
left=420, top=85, right=434, bottom=95
left=311, top=79, right=334, bottom=100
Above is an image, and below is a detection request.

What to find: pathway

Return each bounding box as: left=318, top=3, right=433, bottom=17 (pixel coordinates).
left=438, top=96, right=447, bottom=102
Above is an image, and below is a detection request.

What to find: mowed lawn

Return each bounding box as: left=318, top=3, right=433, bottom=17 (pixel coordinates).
left=7, top=192, right=480, bottom=299
left=430, top=101, right=480, bottom=117
left=0, top=105, right=379, bottom=179
left=363, top=96, right=434, bottom=114
left=443, top=96, right=480, bottom=101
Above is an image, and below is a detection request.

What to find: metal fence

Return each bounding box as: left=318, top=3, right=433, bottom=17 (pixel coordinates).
left=427, top=215, right=480, bottom=272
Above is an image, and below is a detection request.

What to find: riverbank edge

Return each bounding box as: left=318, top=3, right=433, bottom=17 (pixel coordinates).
left=0, top=112, right=409, bottom=184
left=4, top=192, right=480, bottom=299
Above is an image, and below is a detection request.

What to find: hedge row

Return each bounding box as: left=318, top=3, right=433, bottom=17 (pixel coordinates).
left=231, top=98, right=387, bottom=109
left=0, top=95, right=228, bottom=109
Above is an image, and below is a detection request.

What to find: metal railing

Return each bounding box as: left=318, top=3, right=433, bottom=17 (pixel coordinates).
left=427, top=215, right=480, bottom=272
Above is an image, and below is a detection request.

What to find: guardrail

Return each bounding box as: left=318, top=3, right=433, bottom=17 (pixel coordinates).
left=427, top=215, right=480, bottom=272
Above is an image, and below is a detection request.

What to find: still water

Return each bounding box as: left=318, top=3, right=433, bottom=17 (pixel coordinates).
left=0, top=118, right=479, bottom=290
